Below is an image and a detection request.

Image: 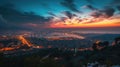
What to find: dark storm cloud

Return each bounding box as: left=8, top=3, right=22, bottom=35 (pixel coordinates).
left=90, top=7, right=115, bottom=18
left=102, top=8, right=115, bottom=17
left=0, top=4, right=51, bottom=24
left=0, top=4, right=53, bottom=31
left=60, top=0, right=81, bottom=13
left=62, top=11, right=76, bottom=19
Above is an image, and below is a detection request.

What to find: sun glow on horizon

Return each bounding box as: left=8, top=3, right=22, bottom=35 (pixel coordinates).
left=49, top=16, right=120, bottom=28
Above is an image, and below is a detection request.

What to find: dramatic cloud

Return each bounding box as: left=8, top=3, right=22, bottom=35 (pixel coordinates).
left=62, top=11, right=77, bottom=19
left=102, top=8, right=115, bottom=17
left=90, top=11, right=102, bottom=18
left=90, top=7, right=115, bottom=18
left=111, top=0, right=120, bottom=5
left=60, top=0, right=81, bottom=13
left=83, top=5, right=97, bottom=10
left=0, top=4, right=54, bottom=31
left=117, top=6, right=120, bottom=11
left=48, top=11, right=57, bottom=17
left=0, top=0, right=119, bottom=30
left=0, top=4, right=52, bottom=24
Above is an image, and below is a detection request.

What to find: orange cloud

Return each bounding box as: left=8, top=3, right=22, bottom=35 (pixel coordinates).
left=49, top=16, right=120, bottom=28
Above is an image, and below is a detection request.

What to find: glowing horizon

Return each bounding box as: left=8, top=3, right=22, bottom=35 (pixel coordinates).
left=49, top=16, right=120, bottom=28
left=0, top=0, right=120, bottom=32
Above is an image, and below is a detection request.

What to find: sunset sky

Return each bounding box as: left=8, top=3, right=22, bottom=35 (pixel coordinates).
left=0, top=0, right=120, bottom=32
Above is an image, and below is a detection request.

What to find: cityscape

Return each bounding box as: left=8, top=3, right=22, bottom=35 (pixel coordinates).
left=0, top=0, right=120, bottom=67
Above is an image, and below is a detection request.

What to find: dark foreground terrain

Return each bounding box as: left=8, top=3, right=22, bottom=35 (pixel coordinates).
left=0, top=36, right=120, bottom=67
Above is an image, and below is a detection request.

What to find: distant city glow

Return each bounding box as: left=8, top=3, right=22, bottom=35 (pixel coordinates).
left=18, top=35, right=32, bottom=47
